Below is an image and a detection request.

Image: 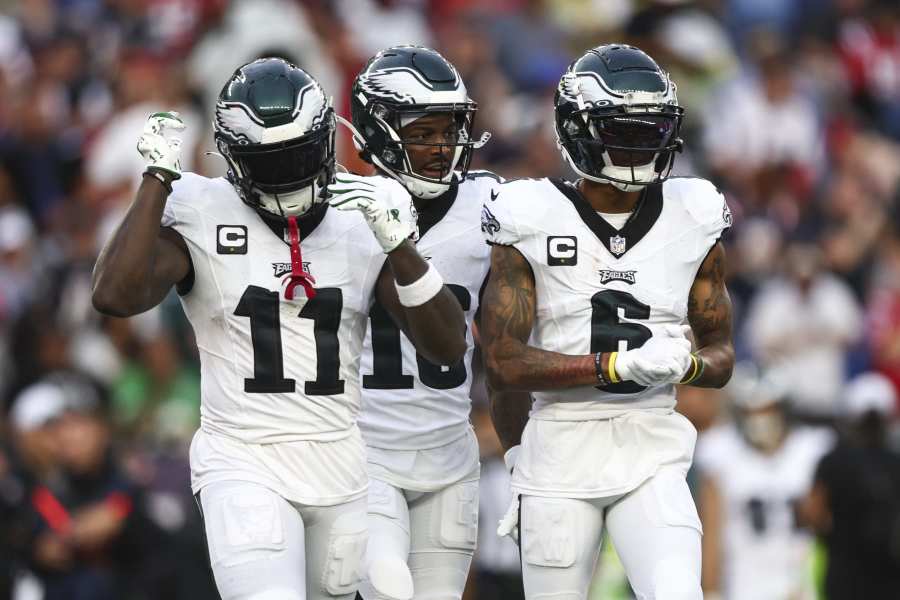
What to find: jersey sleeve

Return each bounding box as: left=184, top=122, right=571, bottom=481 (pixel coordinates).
left=669, top=177, right=731, bottom=258
left=160, top=174, right=197, bottom=229
left=689, top=178, right=731, bottom=243
left=480, top=179, right=528, bottom=246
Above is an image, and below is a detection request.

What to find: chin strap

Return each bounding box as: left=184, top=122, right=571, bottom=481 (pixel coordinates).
left=281, top=216, right=317, bottom=300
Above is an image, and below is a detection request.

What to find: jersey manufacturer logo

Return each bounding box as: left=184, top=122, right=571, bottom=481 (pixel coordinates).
left=272, top=262, right=311, bottom=277
left=217, top=225, right=247, bottom=254
left=609, top=235, right=626, bottom=256
left=547, top=236, right=578, bottom=266
left=481, top=205, right=500, bottom=235
left=490, top=189, right=499, bottom=201
left=598, top=269, right=636, bottom=284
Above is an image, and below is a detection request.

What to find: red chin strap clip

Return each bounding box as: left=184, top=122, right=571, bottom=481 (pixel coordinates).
left=282, top=215, right=317, bottom=300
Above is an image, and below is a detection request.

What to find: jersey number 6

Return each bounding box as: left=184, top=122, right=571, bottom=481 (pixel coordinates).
left=591, top=289, right=652, bottom=394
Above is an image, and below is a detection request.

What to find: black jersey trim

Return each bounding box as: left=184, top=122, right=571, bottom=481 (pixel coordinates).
left=414, top=182, right=458, bottom=239
left=464, top=169, right=503, bottom=183
left=549, top=179, right=663, bottom=259
left=256, top=202, right=329, bottom=246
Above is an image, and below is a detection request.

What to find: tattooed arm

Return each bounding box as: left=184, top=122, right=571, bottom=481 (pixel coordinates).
left=480, top=245, right=606, bottom=391
left=686, top=242, right=735, bottom=387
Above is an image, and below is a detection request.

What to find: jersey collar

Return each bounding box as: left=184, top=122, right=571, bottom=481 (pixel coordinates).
left=550, top=178, right=663, bottom=259
left=256, top=202, right=329, bottom=246
left=413, top=177, right=459, bottom=239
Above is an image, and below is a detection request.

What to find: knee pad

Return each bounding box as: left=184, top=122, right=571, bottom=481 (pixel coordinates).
left=651, top=559, right=702, bottom=600
left=436, top=480, right=478, bottom=552
left=321, top=510, right=368, bottom=596
left=363, top=557, right=413, bottom=600
left=245, top=589, right=303, bottom=600
left=522, top=497, right=579, bottom=568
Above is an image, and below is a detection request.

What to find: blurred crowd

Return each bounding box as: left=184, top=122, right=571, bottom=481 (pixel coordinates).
left=1, top=0, right=899, bottom=599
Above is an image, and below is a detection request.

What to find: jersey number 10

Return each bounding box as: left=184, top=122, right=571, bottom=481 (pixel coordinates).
left=363, top=284, right=471, bottom=390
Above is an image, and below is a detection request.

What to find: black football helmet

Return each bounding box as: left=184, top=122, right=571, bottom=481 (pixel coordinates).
left=555, top=44, right=683, bottom=191
left=348, top=45, right=490, bottom=199
left=214, top=58, right=335, bottom=217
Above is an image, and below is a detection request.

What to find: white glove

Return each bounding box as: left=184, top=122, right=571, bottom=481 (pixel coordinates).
left=327, top=174, right=419, bottom=253
left=503, top=445, right=521, bottom=474
left=496, top=445, right=521, bottom=543
left=614, top=325, right=693, bottom=387
left=136, top=111, right=184, bottom=179
left=497, top=495, right=520, bottom=544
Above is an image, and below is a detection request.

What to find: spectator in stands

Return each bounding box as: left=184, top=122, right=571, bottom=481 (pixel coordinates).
left=13, top=373, right=173, bottom=600
left=745, top=241, right=862, bottom=420
left=801, top=371, right=900, bottom=600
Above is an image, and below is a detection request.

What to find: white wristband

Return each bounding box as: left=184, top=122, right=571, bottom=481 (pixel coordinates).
left=394, top=262, right=444, bottom=307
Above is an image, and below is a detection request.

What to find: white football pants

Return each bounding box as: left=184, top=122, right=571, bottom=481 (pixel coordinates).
left=520, top=466, right=702, bottom=600
left=198, top=480, right=368, bottom=600
left=358, top=477, right=479, bottom=600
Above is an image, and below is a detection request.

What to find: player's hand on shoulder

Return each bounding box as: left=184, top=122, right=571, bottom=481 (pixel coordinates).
left=327, top=173, right=419, bottom=253
left=137, top=111, right=184, bottom=180
left=614, top=325, right=693, bottom=387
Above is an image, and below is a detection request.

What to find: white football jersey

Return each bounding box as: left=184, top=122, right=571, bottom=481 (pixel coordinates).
left=161, top=173, right=387, bottom=445
left=358, top=173, right=495, bottom=453
left=481, top=176, right=731, bottom=420
left=695, top=425, right=833, bottom=600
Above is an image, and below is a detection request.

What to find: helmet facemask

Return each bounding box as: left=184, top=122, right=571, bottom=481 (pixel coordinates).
left=558, top=103, right=683, bottom=192
left=218, top=114, right=335, bottom=219
left=353, top=101, right=482, bottom=199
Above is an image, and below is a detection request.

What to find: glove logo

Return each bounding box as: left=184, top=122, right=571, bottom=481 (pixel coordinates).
left=217, top=225, right=248, bottom=255
left=547, top=236, right=577, bottom=266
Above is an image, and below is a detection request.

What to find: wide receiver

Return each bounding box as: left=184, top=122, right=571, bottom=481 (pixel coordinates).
left=480, top=44, right=735, bottom=600
left=343, top=45, right=530, bottom=600
left=92, top=58, right=466, bottom=600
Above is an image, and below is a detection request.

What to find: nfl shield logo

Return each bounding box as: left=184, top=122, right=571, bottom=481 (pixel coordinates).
left=609, top=235, right=626, bottom=256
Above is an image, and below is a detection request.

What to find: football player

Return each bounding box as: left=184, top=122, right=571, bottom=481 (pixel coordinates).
left=341, top=45, right=529, bottom=600
left=696, top=365, right=832, bottom=600
left=480, top=44, right=735, bottom=600
left=91, top=58, right=467, bottom=600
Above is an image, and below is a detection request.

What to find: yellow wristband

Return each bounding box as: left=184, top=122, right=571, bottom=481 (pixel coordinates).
left=608, top=352, right=620, bottom=384
left=680, top=354, right=703, bottom=384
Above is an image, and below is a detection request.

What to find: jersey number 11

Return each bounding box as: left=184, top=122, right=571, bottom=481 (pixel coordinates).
left=234, top=285, right=344, bottom=396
